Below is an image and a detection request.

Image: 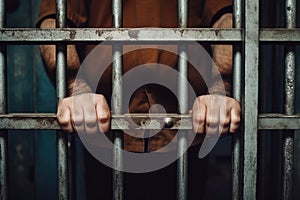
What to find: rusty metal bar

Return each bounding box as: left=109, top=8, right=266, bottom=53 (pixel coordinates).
left=1, top=113, right=300, bottom=130
left=232, top=0, right=242, bottom=199
left=2, top=28, right=300, bottom=42
left=177, top=0, right=188, bottom=199
left=0, top=0, right=7, bottom=198
left=112, top=0, right=123, bottom=199
left=244, top=0, right=259, bottom=198
left=260, top=29, right=300, bottom=42
left=0, top=28, right=242, bottom=42
left=56, top=0, right=68, bottom=199
left=282, top=0, right=296, bottom=199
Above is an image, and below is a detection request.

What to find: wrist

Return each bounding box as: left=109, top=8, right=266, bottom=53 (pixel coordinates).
left=208, top=84, right=232, bottom=97
left=68, top=79, right=93, bottom=96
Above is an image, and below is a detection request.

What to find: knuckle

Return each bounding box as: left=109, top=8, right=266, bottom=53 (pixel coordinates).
left=222, top=118, right=230, bottom=126
left=195, top=115, right=205, bottom=124
left=98, top=112, right=110, bottom=122
left=57, top=116, right=69, bottom=126
left=221, top=127, right=229, bottom=135
left=196, top=95, right=205, bottom=104
left=231, top=115, right=241, bottom=125
left=96, top=94, right=105, bottom=102
left=207, top=116, right=218, bottom=125
left=57, top=111, right=68, bottom=123
left=72, top=115, right=83, bottom=124
left=85, top=116, right=97, bottom=125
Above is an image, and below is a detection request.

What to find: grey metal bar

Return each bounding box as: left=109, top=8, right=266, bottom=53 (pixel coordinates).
left=244, top=0, right=259, bottom=199
left=286, top=0, right=296, bottom=29
left=259, top=114, right=300, bottom=130
left=260, top=29, right=300, bottom=42
left=232, top=0, right=242, bottom=199
left=112, top=0, right=123, bottom=199
left=177, top=46, right=188, bottom=200
left=0, top=0, right=7, bottom=198
left=1, top=113, right=300, bottom=130
left=112, top=0, right=122, bottom=29
left=0, top=0, right=4, bottom=28
left=2, top=28, right=300, bottom=42
left=56, top=0, right=68, bottom=200
left=56, top=0, right=66, bottom=29
left=177, top=0, right=188, bottom=199
left=178, top=0, right=188, bottom=28
left=0, top=28, right=242, bottom=42
left=282, top=0, right=296, bottom=199
left=112, top=45, right=123, bottom=200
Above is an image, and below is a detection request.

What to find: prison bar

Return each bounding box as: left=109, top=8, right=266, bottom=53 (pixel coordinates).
left=56, top=0, right=69, bottom=199
left=232, top=0, right=242, bottom=199
left=177, top=0, right=189, bottom=199
left=282, top=0, right=296, bottom=199
left=112, top=0, right=123, bottom=199
left=2, top=28, right=300, bottom=42
left=0, top=113, right=300, bottom=130
left=0, top=0, right=7, bottom=199
left=244, top=0, right=259, bottom=199
left=0, top=28, right=241, bottom=42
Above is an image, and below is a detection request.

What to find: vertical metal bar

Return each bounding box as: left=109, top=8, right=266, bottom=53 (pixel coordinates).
left=112, top=0, right=122, bottom=29
left=178, top=0, right=188, bottom=28
left=177, top=0, right=188, bottom=200
left=244, top=0, right=259, bottom=199
left=0, top=0, right=7, bottom=199
left=56, top=0, right=68, bottom=199
left=232, top=0, right=242, bottom=199
left=282, top=0, right=296, bottom=199
left=112, top=0, right=123, bottom=200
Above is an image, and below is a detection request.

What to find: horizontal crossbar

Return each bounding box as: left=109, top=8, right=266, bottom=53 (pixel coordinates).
left=0, top=113, right=299, bottom=130
left=0, top=28, right=242, bottom=43
left=258, top=114, right=300, bottom=130
left=0, top=28, right=300, bottom=43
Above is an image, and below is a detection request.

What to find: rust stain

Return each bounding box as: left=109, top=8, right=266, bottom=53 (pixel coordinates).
left=128, top=29, right=139, bottom=39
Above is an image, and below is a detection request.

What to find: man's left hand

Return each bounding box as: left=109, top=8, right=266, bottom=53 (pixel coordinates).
left=192, top=95, right=241, bottom=136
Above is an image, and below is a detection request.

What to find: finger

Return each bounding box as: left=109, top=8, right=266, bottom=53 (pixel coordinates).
left=95, top=96, right=111, bottom=133
left=219, top=105, right=230, bottom=135
left=229, top=106, right=241, bottom=133
left=71, top=104, right=85, bottom=134
left=57, top=102, right=73, bottom=133
left=83, top=102, right=98, bottom=135
left=205, top=98, right=220, bottom=136
left=192, top=100, right=206, bottom=134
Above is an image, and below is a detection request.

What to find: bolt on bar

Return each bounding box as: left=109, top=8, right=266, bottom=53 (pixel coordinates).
left=0, top=0, right=7, bottom=199
left=112, top=0, right=123, bottom=199
left=232, top=0, right=242, bottom=199
left=282, top=0, right=296, bottom=199
left=177, top=0, right=188, bottom=200
left=56, top=0, right=68, bottom=199
left=244, top=0, right=259, bottom=199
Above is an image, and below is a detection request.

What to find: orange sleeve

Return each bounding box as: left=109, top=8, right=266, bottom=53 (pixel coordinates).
left=36, top=0, right=87, bottom=27
left=202, top=0, right=232, bottom=27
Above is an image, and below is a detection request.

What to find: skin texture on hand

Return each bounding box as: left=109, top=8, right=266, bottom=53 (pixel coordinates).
left=57, top=93, right=111, bottom=134
left=192, top=95, right=241, bottom=136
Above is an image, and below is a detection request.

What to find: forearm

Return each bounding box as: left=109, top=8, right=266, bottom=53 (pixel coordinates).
left=39, top=18, right=90, bottom=95
left=210, top=13, right=233, bottom=96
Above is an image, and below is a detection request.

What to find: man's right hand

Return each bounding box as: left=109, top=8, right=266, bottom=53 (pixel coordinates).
left=56, top=93, right=111, bottom=134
